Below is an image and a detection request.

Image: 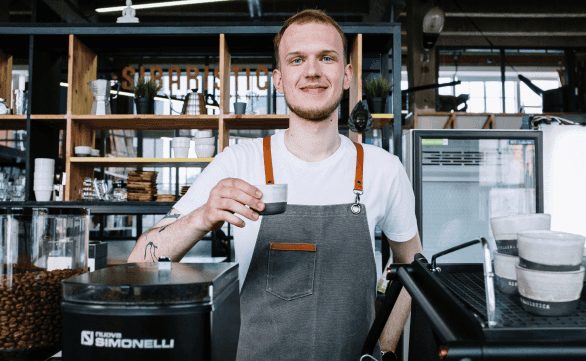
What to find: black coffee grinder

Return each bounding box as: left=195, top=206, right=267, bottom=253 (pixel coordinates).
left=61, top=261, right=240, bottom=360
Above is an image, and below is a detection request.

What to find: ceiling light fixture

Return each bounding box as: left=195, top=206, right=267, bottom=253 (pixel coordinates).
left=96, top=0, right=228, bottom=13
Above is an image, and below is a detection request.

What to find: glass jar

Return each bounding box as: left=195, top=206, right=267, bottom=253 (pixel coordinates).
left=0, top=208, right=89, bottom=356
left=111, top=180, right=127, bottom=202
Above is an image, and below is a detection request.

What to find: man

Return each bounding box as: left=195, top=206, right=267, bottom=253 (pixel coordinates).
left=128, top=9, right=422, bottom=361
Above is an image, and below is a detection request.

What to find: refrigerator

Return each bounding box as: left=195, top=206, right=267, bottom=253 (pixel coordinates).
left=403, top=130, right=544, bottom=264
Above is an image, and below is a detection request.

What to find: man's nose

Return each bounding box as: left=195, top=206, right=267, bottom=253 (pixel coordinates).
left=304, top=58, right=321, bottom=78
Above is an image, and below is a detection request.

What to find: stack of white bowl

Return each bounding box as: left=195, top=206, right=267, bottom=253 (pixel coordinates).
left=34, top=158, right=55, bottom=201
left=171, top=137, right=191, bottom=158
left=193, top=130, right=215, bottom=158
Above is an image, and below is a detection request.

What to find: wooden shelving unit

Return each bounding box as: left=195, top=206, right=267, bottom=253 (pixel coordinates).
left=1, top=24, right=402, bottom=203
left=70, top=114, right=220, bottom=130
left=70, top=157, right=213, bottom=167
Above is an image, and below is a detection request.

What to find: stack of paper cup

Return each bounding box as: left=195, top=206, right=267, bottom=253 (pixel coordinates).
left=34, top=158, right=55, bottom=201
left=171, top=137, right=191, bottom=158
left=516, top=230, right=586, bottom=316
left=193, top=130, right=215, bottom=158
left=490, top=213, right=551, bottom=296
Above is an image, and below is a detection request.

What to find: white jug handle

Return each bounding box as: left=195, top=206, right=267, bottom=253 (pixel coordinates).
left=165, top=92, right=182, bottom=114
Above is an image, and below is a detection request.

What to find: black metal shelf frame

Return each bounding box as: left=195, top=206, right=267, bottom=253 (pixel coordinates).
left=361, top=255, right=586, bottom=361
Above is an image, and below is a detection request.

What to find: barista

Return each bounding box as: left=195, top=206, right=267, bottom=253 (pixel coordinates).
left=128, top=9, right=421, bottom=361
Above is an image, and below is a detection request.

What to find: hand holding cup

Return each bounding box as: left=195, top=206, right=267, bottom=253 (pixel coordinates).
left=198, top=178, right=265, bottom=231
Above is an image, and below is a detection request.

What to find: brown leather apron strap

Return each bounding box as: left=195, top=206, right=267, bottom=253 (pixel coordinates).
left=352, top=142, right=364, bottom=192
left=263, top=136, right=275, bottom=185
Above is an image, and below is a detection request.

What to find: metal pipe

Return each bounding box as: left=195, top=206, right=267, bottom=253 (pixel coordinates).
left=397, top=267, right=458, bottom=343
left=500, top=49, right=506, bottom=112
left=480, top=237, right=497, bottom=327
left=402, top=81, right=461, bottom=94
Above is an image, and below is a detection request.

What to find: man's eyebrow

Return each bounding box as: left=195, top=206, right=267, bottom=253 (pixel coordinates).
left=285, top=50, right=340, bottom=58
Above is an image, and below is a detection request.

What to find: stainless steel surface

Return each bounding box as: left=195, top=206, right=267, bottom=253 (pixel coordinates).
left=181, top=89, right=201, bottom=115
left=481, top=237, right=497, bottom=327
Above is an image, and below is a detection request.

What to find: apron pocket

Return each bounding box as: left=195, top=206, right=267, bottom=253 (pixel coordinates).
left=266, top=243, right=316, bottom=300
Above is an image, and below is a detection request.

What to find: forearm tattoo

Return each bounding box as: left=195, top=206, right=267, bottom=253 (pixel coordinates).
left=162, top=210, right=181, bottom=220
left=158, top=225, right=169, bottom=233
left=144, top=241, right=158, bottom=262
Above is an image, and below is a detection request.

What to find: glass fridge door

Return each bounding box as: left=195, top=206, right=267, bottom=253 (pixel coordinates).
left=418, top=132, right=541, bottom=263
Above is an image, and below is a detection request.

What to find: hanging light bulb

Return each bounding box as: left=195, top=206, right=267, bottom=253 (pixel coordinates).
left=422, top=7, right=445, bottom=49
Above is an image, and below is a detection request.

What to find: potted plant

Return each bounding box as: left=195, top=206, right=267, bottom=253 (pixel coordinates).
left=132, top=78, right=161, bottom=114
left=364, top=76, right=393, bottom=114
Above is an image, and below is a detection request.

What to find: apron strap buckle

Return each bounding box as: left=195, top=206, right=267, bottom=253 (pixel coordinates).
left=351, top=190, right=363, bottom=214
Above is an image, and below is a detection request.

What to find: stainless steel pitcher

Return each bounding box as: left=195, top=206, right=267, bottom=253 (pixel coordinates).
left=181, top=88, right=206, bottom=115
left=88, top=80, right=120, bottom=115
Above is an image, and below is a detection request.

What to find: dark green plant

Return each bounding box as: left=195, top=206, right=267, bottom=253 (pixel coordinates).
left=364, top=76, right=393, bottom=99
left=132, top=78, right=162, bottom=99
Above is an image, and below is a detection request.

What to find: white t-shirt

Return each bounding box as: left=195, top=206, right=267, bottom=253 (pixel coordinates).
left=175, top=130, right=418, bottom=288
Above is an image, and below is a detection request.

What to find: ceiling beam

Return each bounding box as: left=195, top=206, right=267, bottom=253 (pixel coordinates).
left=40, top=0, right=93, bottom=23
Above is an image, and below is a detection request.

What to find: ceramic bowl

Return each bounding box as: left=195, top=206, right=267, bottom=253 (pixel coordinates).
left=490, top=213, right=551, bottom=255
left=518, top=230, right=586, bottom=271
left=171, top=137, right=191, bottom=145
left=516, top=264, right=585, bottom=316
left=74, top=146, right=92, bottom=156
left=194, top=144, right=215, bottom=158
left=193, top=136, right=215, bottom=145
left=34, top=190, right=52, bottom=202
left=33, top=184, right=54, bottom=191
left=253, top=184, right=288, bottom=215
left=34, top=158, right=55, bottom=168
left=493, top=251, right=519, bottom=295
left=172, top=146, right=190, bottom=158
left=194, top=130, right=213, bottom=138
left=91, top=149, right=100, bottom=157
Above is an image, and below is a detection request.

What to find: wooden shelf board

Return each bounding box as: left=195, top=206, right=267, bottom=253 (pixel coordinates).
left=0, top=115, right=26, bottom=130
left=372, top=114, right=394, bottom=128
left=224, top=114, right=393, bottom=130
left=0, top=201, right=175, bottom=214
left=71, top=114, right=220, bottom=130
left=224, top=114, right=289, bottom=130
left=70, top=157, right=213, bottom=167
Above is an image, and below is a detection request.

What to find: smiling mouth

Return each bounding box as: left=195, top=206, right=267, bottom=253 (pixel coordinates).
left=301, top=87, right=327, bottom=94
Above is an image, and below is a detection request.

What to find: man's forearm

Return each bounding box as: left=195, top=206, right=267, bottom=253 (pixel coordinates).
left=379, top=286, right=411, bottom=352
left=128, top=209, right=208, bottom=263
left=380, top=233, right=422, bottom=352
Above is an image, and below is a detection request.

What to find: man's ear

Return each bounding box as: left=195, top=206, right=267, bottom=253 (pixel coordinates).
left=343, top=63, right=353, bottom=90
left=273, top=68, right=284, bottom=94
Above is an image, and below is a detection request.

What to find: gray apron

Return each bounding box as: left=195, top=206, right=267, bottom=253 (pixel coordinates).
left=236, top=136, right=381, bottom=361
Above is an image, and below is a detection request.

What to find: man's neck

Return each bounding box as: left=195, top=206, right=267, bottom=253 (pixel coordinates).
left=284, top=111, right=341, bottom=162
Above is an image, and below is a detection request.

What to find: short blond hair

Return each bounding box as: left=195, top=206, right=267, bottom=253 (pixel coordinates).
left=274, top=9, right=347, bottom=69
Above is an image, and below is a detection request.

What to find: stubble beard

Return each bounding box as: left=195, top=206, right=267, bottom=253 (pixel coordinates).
left=284, top=88, right=344, bottom=122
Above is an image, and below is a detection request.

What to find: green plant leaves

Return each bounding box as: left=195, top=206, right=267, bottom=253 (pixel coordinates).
left=132, top=78, right=162, bottom=99
left=364, top=76, right=393, bottom=99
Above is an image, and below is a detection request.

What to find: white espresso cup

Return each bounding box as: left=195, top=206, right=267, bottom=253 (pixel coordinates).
left=254, top=184, right=288, bottom=215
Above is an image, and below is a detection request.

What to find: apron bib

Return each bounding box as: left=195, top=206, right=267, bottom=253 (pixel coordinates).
left=236, top=136, right=380, bottom=361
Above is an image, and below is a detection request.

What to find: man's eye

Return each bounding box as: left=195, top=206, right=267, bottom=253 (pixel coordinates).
left=323, top=56, right=332, bottom=62
left=292, top=58, right=302, bottom=64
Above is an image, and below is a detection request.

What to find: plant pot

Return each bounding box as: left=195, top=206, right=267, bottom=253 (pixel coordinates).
left=367, top=97, right=385, bottom=114
left=234, top=101, right=247, bottom=115
left=135, top=97, right=154, bottom=114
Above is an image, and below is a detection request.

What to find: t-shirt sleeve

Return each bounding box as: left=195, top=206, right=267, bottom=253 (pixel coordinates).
left=377, top=157, right=418, bottom=242
left=173, top=147, right=236, bottom=216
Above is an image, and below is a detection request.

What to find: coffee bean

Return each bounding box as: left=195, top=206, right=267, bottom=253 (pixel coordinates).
left=0, top=268, right=84, bottom=350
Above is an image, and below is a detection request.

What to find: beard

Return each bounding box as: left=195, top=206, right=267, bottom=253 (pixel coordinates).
left=284, top=88, right=343, bottom=121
